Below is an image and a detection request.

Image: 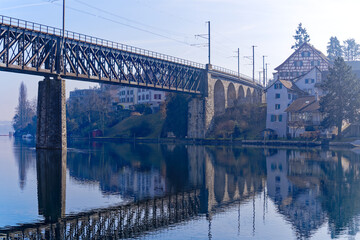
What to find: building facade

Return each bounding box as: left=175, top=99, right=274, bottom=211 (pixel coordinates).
left=266, top=43, right=330, bottom=137
left=119, top=87, right=166, bottom=111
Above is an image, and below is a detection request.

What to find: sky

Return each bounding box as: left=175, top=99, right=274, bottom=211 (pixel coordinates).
left=1, top=0, right=360, bottom=121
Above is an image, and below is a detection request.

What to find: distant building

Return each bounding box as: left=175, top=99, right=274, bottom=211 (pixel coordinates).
left=119, top=87, right=165, bottom=112
left=69, top=85, right=166, bottom=112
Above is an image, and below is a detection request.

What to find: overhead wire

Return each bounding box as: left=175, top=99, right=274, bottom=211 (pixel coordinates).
left=40, top=0, right=256, bottom=73
left=43, top=0, right=196, bottom=47
left=72, top=0, right=191, bottom=39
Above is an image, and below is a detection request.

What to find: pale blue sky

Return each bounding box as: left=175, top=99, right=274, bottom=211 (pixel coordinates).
left=1, top=0, right=359, bottom=120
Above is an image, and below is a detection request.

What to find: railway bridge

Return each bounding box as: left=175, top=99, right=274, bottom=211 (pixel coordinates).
left=0, top=15, right=263, bottom=149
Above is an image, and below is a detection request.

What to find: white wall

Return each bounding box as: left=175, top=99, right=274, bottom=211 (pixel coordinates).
left=266, top=80, right=292, bottom=137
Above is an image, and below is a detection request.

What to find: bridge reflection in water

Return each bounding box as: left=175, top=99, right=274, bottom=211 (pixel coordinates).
left=2, top=143, right=266, bottom=239
left=6, top=143, right=360, bottom=239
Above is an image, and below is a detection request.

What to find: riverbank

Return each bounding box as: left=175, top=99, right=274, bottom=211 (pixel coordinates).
left=87, top=136, right=356, bottom=149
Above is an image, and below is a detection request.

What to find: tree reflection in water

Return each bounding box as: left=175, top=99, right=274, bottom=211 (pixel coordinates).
left=6, top=140, right=360, bottom=239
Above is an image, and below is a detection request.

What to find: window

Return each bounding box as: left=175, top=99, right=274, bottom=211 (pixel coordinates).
left=142, top=95, right=145, bottom=100
left=279, top=115, right=283, bottom=122
left=138, top=96, right=141, bottom=101
left=288, top=94, right=291, bottom=100
left=311, top=79, right=315, bottom=83
left=293, top=60, right=303, bottom=67
left=146, top=94, right=149, bottom=100
left=305, top=79, right=309, bottom=84
left=291, top=72, right=299, bottom=77
left=311, top=60, right=320, bottom=66
left=275, top=104, right=280, bottom=110
left=130, top=97, right=133, bottom=102
left=271, top=115, right=276, bottom=122
left=275, top=176, right=281, bottom=182
left=130, top=90, right=133, bottom=94
left=301, top=51, right=310, bottom=57
left=275, top=93, right=280, bottom=99
left=274, top=83, right=282, bottom=89
left=158, top=95, right=162, bottom=100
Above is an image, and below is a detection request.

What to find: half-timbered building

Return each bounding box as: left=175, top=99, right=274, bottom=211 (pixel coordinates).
left=274, top=43, right=330, bottom=81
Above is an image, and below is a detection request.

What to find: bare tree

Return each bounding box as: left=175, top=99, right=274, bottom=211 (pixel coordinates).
left=13, top=82, right=35, bottom=133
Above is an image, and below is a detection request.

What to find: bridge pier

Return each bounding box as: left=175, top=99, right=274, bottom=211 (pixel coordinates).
left=36, top=76, right=67, bottom=149
left=187, top=98, right=206, bottom=138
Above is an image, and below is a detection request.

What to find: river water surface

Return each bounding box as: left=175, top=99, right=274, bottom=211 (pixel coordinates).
left=1, top=137, right=360, bottom=239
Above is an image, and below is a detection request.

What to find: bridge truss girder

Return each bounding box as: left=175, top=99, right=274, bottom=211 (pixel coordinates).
left=0, top=23, right=204, bottom=95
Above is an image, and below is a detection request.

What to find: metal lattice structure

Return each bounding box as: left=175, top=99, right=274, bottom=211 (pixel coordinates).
left=0, top=15, right=262, bottom=95
left=0, top=15, right=206, bottom=94
left=1, top=190, right=200, bottom=240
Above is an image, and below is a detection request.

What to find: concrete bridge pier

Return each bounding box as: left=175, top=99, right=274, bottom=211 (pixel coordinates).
left=36, top=76, right=67, bottom=149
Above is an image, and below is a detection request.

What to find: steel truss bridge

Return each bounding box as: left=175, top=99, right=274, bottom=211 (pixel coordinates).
left=0, top=15, right=258, bottom=95
left=0, top=190, right=200, bottom=240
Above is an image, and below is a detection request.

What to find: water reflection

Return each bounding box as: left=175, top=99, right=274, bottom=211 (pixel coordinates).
left=267, top=149, right=360, bottom=239
left=36, top=149, right=66, bottom=223
left=12, top=139, right=36, bottom=189
left=4, top=140, right=360, bottom=239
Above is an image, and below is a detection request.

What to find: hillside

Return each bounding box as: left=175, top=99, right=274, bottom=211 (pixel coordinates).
left=105, top=112, right=164, bottom=138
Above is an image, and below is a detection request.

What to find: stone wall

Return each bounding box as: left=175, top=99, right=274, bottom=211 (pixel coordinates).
left=187, top=67, right=262, bottom=138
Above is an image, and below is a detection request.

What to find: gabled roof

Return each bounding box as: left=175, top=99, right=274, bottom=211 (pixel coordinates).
left=265, top=78, right=306, bottom=95
left=292, top=66, right=321, bottom=83
left=279, top=79, right=304, bottom=93
left=285, top=96, right=319, bottom=113
left=275, top=42, right=330, bottom=71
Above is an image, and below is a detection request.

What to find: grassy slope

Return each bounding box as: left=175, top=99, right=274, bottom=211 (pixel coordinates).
left=105, top=112, right=164, bottom=138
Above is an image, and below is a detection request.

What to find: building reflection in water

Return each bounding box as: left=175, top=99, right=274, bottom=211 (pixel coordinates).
left=266, top=148, right=360, bottom=239
left=8, top=140, right=360, bottom=239
left=5, top=143, right=267, bottom=239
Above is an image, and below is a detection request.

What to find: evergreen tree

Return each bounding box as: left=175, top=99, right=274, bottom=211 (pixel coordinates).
left=319, top=57, right=360, bottom=139
left=291, top=23, right=310, bottom=50
left=327, top=36, right=342, bottom=61
left=342, top=38, right=360, bottom=61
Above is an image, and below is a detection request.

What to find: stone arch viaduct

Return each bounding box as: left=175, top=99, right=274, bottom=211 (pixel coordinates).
left=188, top=65, right=264, bottom=138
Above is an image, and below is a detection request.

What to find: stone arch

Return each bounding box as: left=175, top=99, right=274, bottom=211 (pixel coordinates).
left=214, top=168, right=226, bottom=203
left=227, top=83, right=236, bottom=108
left=214, top=80, right=225, bottom=116
left=237, top=86, right=245, bottom=105
left=245, top=88, right=252, bottom=103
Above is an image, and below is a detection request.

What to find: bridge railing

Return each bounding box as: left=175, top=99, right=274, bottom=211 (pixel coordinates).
left=0, top=15, right=205, bottom=69
left=212, top=65, right=263, bottom=86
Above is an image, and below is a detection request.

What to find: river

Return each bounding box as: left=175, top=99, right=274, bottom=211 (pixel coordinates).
left=1, top=137, right=360, bottom=239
